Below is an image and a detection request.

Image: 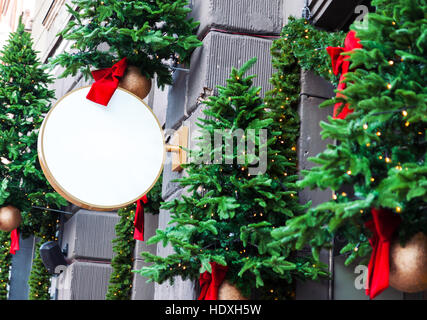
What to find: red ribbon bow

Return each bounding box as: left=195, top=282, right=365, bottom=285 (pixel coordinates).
left=134, top=195, right=148, bottom=241
left=198, top=262, right=229, bottom=300
left=86, top=57, right=128, bottom=106
left=365, top=208, right=401, bottom=299
left=10, top=228, right=19, bottom=255
left=326, top=30, right=362, bottom=119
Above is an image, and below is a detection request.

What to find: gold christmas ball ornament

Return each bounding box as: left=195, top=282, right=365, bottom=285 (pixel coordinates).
left=0, top=205, right=22, bottom=232
left=389, top=232, right=427, bottom=293
left=218, top=281, right=248, bottom=300
left=119, top=65, right=152, bottom=100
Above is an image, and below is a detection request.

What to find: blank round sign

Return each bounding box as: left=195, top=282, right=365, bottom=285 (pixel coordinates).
left=38, top=86, right=165, bottom=211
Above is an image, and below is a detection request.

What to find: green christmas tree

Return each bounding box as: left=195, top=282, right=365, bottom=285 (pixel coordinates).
left=137, top=58, right=326, bottom=300
left=28, top=241, right=53, bottom=300
left=51, top=0, right=202, bottom=87
left=272, top=0, right=427, bottom=266
left=0, top=20, right=66, bottom=300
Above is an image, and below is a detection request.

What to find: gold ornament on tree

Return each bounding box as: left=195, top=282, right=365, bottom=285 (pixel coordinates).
left=218, top=281, right=248, bottom=300
left=0, top=205, right=22, bottom=232
left=119, top=65, right=152, bottom=100
left=389, top=232, right=427, bottom=293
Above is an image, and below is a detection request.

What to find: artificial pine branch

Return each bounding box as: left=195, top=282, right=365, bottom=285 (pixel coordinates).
left=50, top=0, right=202, bottom=88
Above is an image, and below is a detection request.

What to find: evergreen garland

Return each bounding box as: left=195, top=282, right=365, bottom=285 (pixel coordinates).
left=106, top=178, right=162, bottom=300
left=279, top=18, right=345, bottom=85
left=105, top=205, right=136, bottom=300
left=0, top=20, right=66, bottom=300
left=266, top=18, right=345, bottom=262
left=272, top=0, right=427, bottom=267
left=51, top=0, right=202, bottom=88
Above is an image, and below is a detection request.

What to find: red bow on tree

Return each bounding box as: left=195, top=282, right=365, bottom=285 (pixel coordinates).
left=326, top=30, right=362, bottom=119
left=10, top=228, right=19, bottom=255
left=86, top=57, right=128, bottom=106
left=365, top=208, right=401, bottom=299
left=134, top=195, right=148, bottom=241
left=198, top=262, right=229, bottom=300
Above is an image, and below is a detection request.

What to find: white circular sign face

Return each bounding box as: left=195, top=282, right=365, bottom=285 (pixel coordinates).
left=38, top=86, right=165, bottom=211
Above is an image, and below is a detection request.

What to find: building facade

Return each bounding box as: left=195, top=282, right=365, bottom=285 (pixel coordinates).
left=0, top=0, right=33, bottom=48
left=8, top=0, right=426, bottom=300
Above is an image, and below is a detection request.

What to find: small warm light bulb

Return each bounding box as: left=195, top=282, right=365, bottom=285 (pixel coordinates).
left=363, top=124, right=368, bottom=130
left=387, top=83, right=392, bottom=89
left=370, top=178, right=375, bottom=182
left=396, top=207, right=401, bottom=213
left=347, top=170, right=352, bottom=175
left=405, top=121, right=410, bottom=127
left=376, top=131, right=382, bottom=136
left=402, top=110, right=408, bottom=117
left=385, top=157, right=391, bottom=163
left=341, top=192, right=347, bottom=197
left=332, top=194, right=337, bottom=200
left=388, top=60, right=394, bottom=65
left=366, top=143, right=371, bottom=147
